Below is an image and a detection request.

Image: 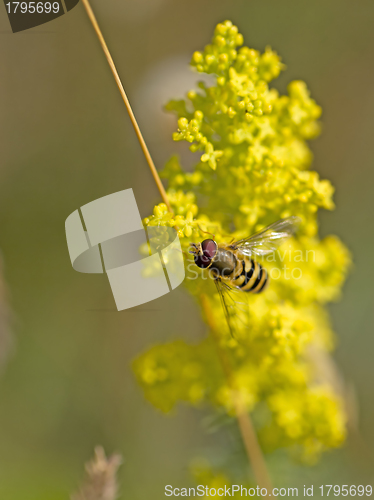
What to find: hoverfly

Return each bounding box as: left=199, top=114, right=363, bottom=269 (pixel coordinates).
left=189, top=216, right=301, bottom=338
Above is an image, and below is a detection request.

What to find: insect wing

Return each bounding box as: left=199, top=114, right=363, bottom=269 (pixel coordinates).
left=214, top=279, right=249, bottom=339
left=231, top=216, right=301, bottom=257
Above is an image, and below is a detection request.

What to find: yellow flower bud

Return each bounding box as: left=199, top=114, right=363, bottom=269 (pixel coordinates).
left=178, top=117, right=189, bottom=130
left=192, top=51, right=203, bottom=63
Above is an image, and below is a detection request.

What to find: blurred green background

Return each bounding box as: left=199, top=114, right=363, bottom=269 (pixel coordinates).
left=0, top=0, right=373, bottom=498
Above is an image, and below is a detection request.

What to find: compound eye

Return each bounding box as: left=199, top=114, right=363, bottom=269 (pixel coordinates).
left=194, top=239, right=217, bottom=269
left=201, top=239, right=217, bottom=259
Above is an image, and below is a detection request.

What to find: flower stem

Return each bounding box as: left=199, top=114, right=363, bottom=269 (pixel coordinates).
left=81, top=0, right=272, bottom=492
left=80, top=0, right=172, bottom=213
left=200, top=294, right=273, bottom=493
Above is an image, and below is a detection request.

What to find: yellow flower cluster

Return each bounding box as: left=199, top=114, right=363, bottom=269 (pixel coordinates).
left=263, top=386, right=346, bottom=463
left=190, top=461, right=246, bottom=498
left=133, top=339, right=222, bottom=413
left=134, top=21, right=351, bottom=465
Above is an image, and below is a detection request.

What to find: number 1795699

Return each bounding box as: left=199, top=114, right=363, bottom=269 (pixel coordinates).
left=320, top=485, right=372, bottom=496
left=5, top=2, right=60, bottom=14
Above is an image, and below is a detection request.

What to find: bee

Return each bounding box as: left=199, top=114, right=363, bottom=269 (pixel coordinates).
left=190, top=216, right=301, bottom=337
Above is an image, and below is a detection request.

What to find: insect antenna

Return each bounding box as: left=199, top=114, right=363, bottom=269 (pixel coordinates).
left=197, top=224, right=216, bottom=239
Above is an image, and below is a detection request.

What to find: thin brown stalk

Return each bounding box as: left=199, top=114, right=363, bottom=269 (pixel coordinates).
left=200, top=295, right=273, bottom=493
left=81, top=0, right=272, bottom=491
left=80, top=0, right=171, bottom=213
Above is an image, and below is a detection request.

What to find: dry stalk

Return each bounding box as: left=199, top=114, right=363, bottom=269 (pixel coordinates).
left=200, top=295, right=273, bottom=492
left=71, top=447, right=122, bottom=500
left=80, top=0, right=171, bottom=212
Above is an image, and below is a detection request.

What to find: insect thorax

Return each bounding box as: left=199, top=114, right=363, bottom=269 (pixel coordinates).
left=210, top=247, right=238, bottom=276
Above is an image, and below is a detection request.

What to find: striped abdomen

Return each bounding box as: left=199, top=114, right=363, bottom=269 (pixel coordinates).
left=230, top=259, right=269, bottom=293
